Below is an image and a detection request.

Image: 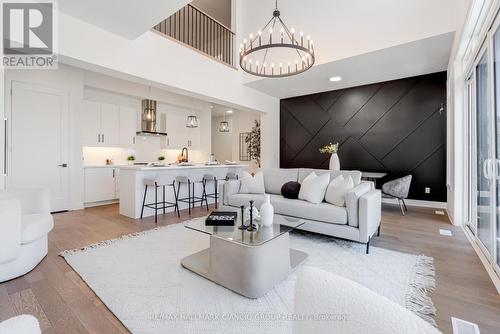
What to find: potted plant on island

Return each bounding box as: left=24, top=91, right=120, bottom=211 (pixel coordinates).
left=158, top=155, right=166, bottom=165
left=127, top=155, right=136, bottom=166
left=319, top=142, right=340, bottom=170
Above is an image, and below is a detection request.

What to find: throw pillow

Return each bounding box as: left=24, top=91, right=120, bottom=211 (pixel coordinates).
left=239, top=171, right=265, bottom=194
left=325, top=176, right=354, bottom=207
left=298, top=172, right=330, bottom=204
left=281, top=181, right=301, bottom=199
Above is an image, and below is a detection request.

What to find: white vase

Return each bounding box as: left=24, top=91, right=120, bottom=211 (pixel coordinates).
left=259, top=194, right=274, bottom=227
left=329, top=153, right=340, bottom=171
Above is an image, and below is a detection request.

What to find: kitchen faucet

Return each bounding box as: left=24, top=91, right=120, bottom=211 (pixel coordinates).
left=178, top=147, right=189, bottom=163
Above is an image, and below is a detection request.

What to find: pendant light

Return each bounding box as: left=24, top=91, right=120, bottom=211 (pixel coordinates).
left=186, top=98, right=198, bottom=128
left=219, top=110, right=230, bottom=132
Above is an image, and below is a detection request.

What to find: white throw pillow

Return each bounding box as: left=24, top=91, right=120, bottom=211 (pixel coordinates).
left=298, top=172, right=330, bottom=204
left=325, top=176, right=354, bottom=207
left=239, top=171, right=265, bottom=194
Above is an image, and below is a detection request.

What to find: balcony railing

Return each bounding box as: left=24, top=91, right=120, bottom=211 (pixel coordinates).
left=153, top=4, right=235, bottom=67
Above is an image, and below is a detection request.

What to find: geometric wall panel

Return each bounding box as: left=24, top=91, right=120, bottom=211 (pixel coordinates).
left=280, top=71, right=447, bottom=202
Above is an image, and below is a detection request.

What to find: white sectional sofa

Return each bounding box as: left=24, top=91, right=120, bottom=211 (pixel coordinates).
left=223, top=168, right=382, bottom=253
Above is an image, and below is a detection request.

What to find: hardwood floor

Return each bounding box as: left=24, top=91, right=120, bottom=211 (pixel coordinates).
left=1, top=203, right=499, bottom=334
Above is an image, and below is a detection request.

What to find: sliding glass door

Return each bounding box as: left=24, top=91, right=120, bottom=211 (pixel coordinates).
left=475, top=48, right=493, bottom=255
left=493, top=24, right=500, bottom=268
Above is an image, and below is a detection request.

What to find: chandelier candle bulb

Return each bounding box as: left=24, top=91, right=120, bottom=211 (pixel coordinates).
left=269, top=28, right=273, bottom=43
left=258, top=30, right=262, bottom=46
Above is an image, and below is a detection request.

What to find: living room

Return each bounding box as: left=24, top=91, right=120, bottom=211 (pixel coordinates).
left=0, top=0, right=499, bottom=333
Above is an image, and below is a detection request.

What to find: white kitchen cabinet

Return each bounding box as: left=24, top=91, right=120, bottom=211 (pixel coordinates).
left=82, top=101, right=120, bottom=147
left=119, top=106, right=137, bottom=147
left=186, top=125, right=200, bottom=149
left=100, top=103, right=120, bottom=146
left=82, top=101, right=101, bottom=146
left=84, top=167, right=120, bottom=204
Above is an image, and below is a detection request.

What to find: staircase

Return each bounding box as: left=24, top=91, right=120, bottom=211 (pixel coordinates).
left=153, top=4, right=235, bottom=67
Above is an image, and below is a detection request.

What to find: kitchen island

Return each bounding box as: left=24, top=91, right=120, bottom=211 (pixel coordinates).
left=119, top=164, right=247, bottom=219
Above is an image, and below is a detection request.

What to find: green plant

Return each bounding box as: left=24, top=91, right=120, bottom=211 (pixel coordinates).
left=319, top=142, right=339, bottom=154
left=127, top=155, right=136, bottom=161
left=245, top=120, right=261, bottom=167
left=158, top=156, right=165, bottom=161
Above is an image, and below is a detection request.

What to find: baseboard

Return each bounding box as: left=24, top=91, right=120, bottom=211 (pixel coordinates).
left=382, top=198, right=447, bottom=209
left=84, top=199, right=119, bottom=208
left=462, top=226, right=500, bottom=294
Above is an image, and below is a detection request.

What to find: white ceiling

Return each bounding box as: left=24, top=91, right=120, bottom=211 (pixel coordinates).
left=245, top=32, right=455, bottom=98
left=56, top=0, right=190, bottom=39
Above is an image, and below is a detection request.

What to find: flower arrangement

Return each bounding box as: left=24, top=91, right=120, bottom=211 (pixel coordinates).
left=319, top=142, right=339, bottom=154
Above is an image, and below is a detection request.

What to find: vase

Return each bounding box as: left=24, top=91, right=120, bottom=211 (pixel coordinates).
left=329, top=153, right=340, bottom=171
left=259, top=194, right=274, bottom=227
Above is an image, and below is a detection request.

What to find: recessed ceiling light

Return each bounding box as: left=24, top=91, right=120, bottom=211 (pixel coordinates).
left=226, top=110, right=233, bottom=114
left=329, top=76, right=342, bottom=82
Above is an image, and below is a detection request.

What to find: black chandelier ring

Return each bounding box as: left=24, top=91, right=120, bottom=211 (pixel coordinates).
left=240, top=43, right=315, bottom=78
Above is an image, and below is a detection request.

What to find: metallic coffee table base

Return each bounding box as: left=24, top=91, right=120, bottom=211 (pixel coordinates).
left=181, top=232, right=308, bottom=299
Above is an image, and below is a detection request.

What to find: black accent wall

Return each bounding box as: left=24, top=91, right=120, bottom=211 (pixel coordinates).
left=280, top=71, right=447, bottom=202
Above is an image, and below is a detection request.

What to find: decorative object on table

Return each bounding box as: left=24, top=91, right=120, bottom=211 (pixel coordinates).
left=243, top=203, right=260, bottom=226
left=382, top=175, right=412, bottom=216
left=205, top=211, right=237, bottom=226
left=259, top=194, right=274, bottom=227
left=246, top=200, right=258, bottom=232
left=245, top=120, right=261, bottom=167
left=239, top=132, right=251, bottom=161
left=105, top=159, right=113, bottom=165
left=238, top=205, right=246, bottom=230
left=126, top=155, right=135, bottom=165
left=281, top=181, right=301, bottom=199
left=319, top=142, right=340, bottom=170
left=239, top=0, right=315, bottom=78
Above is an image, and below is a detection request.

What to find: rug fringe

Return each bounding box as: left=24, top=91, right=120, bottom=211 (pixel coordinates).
left=59, top=221, right=189, bottom=257
left=405, top=255, right=437, bottom=326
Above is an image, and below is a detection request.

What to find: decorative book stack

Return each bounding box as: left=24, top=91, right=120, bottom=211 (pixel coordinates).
left=205, top=212, right=237, bottom=226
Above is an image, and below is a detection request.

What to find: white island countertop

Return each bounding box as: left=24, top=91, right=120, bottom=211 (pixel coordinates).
left=120, top=163, right=247, bottom=171
left=119, top=163, right=247, bottom=219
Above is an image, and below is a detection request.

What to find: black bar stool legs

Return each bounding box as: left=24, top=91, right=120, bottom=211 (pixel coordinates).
left=140, top=181, right=178, bottom=224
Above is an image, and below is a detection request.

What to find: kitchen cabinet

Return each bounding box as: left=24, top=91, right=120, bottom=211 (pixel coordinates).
left=119, top=106, right=137, bottom=147
left=82, top=101, right=120, bottom=146
left=84, top=167, right=120, bottom=203
left=160, top=113, right=200, bottom=149
left=186, top=125, right=200, bottom=149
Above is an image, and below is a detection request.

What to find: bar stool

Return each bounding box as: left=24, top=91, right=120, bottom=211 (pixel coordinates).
left=175, top=176, right=206, bottom=215
left=202, top=174, right=219, bottom=209
left=140, top=175, right=178, bottom=224
left=225, top=172, right=239, bottom=181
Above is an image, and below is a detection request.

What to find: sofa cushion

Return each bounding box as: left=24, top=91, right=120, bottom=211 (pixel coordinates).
left=281, top=181, right=301, bottom=199
left=261, top=168, right=299, bottom=194
left=21, top=213, right=54, bottom=244
left=345, top=182, right=373, bottom=228
left=239, top=171, right=265, bottom=194
left=227, top=193, right=267, bottom=208
left=298, top=172, right=330, bottom=204
left=271, top=195, right=348, bottom=225
left=325, top=176, right=354, bottom=207
left=298, top=168, right=362, bottom=185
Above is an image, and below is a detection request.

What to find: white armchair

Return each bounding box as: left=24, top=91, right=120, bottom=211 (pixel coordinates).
left=0, top=189, right=54, bottom=282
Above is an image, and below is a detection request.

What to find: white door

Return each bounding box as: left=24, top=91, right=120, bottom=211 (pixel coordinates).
left=82, top=100, right=101, bottom=146
left=100, top=103, right=120, bottom=146
left=119, top=106, right=137, bottom=147
left=9, top=81, right=70, bottom=211
left=84, top=168, right=115, bottom=202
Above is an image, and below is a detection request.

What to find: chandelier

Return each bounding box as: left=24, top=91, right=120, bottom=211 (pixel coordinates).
left=239, top=0, right=315, bottom=78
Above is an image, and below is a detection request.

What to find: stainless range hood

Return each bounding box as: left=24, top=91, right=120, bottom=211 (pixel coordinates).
left=136, top=99, right=167, bottom=136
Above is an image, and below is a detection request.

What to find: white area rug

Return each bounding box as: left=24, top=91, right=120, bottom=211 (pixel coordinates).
left=60, top=219, right=436, bottom=334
